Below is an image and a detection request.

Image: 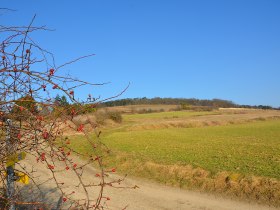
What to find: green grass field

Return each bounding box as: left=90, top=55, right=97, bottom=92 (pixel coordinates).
left=70, top=110, right=280, bottom=179
left=68, top=109, right=280, bottom=205
left=101, top=120, right=280, bottom=179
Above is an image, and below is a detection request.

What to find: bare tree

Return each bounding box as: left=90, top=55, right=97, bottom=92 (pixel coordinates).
left=0, top=11, right=129, bottom=209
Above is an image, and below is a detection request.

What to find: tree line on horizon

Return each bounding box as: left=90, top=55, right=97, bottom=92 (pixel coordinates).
left=12, top=95, right=277, bottom=116
left=102, top=97, right=277, bottom=110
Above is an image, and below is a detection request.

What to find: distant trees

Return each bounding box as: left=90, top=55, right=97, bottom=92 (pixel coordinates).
left=12, top=95, right=38, bottom=114
left=239, top=104, right=273, bottom=110
left=53, top=94, right=98, bottom=116
left=103, top=97, right=276, bottom=110
left=11, top=95, right=39, bottom=121
left=103, top=97, right=237, bottom=108
left=54, top=94, right=69, bottom=106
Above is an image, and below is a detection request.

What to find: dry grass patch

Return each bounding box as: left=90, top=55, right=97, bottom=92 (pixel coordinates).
left=107, top=157, right=280, bottom=206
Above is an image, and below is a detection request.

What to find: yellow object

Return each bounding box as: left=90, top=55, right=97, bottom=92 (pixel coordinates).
left=6, top=152, right=26, bottom=167
left=16, top=172, right=29, bottom=184
left=2, top=171, right=29, bottom=185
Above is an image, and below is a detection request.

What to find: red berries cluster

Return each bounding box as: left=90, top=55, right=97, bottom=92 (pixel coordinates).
left=77, top=124, right=84, bottom=132
left=48, top=164, right=54, bottom=170
left=65, top=163, right=77, bottom=171
left=41, top=153, right=46, bottom=161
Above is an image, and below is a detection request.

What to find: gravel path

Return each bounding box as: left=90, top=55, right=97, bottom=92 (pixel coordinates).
left=18, top=155, right=278, bottom=210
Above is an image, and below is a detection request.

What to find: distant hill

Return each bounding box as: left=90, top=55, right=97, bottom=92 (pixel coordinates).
left=103, top=97, right=276, bottom=110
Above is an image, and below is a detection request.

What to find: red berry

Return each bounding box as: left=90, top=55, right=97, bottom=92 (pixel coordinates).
left=77, top=124, right=84, bottom=132
left=69, top=90, right=74, bottom=95
left=73, top=163, right=77, bottom=168
left=111, top=168, right=116, bottom=173
left=52, top=84, right=58, bottom=89
left=71, top=109, right=76, bottom=116
left=48, top=164, right=54, bottom=169
left=62, top=197, right=67, bottom=202
left=65, top=166, right=69, bottom=170
left=49, top=68, right=55, bottom=76
left=42, top=84, right=46, bottom=91
left=42, top=131, right=49, bottom=139
left=41, top=153, right=46, bottom=161
left=26, top=49, right=30, bottom=53
left=37, top=116, right=44, bottom=121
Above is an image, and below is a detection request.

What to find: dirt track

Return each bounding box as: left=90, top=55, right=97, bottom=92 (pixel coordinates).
left=101, top=176, right=279, bottom=210
left=19, top=155, right=278, bottom=210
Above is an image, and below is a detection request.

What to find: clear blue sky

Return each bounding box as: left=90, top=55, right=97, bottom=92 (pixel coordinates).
left=1, top=0, right=280, bottom=107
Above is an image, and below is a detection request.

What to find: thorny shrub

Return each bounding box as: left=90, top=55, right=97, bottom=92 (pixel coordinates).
left=0, top=12, right=130, bottom=209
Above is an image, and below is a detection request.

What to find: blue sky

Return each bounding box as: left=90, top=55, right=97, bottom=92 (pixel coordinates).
left=1, top=0, right=280, bottom=107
